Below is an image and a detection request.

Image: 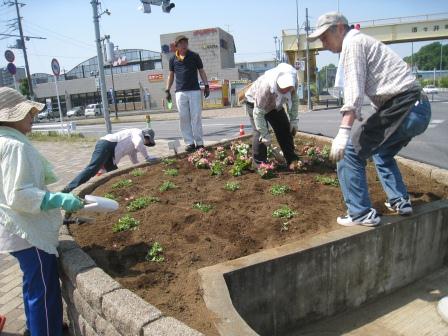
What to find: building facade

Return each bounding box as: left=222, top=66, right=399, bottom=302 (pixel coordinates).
left=32, top=28, right=242, bottom=114
left=0, top=66, right=26, bottom=88
left=160, top=27, right=239, bottom=83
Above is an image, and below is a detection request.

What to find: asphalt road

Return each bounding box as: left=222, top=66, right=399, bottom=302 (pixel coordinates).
left=40, top=97, right=448, bottom=169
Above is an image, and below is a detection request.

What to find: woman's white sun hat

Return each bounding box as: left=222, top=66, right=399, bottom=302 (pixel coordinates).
left=0, top=87, right=44, bottom=122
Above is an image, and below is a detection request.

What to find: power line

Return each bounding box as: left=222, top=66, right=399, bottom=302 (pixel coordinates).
left=24, top=20, right=95, bottom=49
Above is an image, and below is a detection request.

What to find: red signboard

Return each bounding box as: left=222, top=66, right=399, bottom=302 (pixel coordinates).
left=148, top=73, right=164, bottom=82
left=193, top=28, right=217, bottom=36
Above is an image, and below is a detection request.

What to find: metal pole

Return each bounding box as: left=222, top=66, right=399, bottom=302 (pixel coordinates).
left=53, top=75, right=65, bottom=132
left=91, top=0, right=112, bottom=134
left=440, top=41, right=443, bottom=72
left=305, top=8, right=312, bottom=110
left=110, top=66, right=118, bottom=118
left=411, top=42, right=414, bottom=73
left=12, top=74, right=19, bottom=91
left=14, top=0, right=33, bottom=99
left=296, top=0, right=300, bottom=59
left=325, top=66, right=328, bottom=90
left=433, top=67, right=436, bottom=86
left=273, top=36, right=278, bottom=65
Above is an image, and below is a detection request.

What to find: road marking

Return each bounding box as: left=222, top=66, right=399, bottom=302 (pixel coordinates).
left=428, top=119, right=445, bottom=129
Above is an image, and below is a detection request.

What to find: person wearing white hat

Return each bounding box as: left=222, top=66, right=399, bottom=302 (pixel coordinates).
left=0, top=87, right=84, bottom=335
left=62, top=127, right=156, bottom=193
left=244, top=63, right=301, bottom=170
left=308, top=12, right=431, bottom=226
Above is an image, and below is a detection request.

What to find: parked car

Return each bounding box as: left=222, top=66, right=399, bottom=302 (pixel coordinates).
left=85, top=103, right=102, bottom=117
left=423, top=85, right=438, bottom=94
left=37, top=109, right=61, bottom=121
left=67, top=106, right=85, bottom=117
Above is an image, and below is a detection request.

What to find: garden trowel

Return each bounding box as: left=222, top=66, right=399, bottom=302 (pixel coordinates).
left=82, top=195, right=119, bottom=212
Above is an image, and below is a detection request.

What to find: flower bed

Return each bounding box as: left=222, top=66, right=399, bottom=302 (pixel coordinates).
left=70, top=135, right=446, bottom=335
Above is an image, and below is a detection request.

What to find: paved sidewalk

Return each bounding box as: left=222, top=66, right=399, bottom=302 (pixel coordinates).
left=0, top=137, right=218, bottom=334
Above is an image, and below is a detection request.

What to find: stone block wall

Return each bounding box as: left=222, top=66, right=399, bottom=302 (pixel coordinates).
left=57, top=161, right=203, bottom=336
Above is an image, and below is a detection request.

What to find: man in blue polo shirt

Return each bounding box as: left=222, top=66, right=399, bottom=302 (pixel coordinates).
left=165, top=35, right=210, bottom=152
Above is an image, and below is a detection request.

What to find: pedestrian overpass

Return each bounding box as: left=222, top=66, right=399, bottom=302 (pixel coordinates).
left=282, top=13, right=448, bottom=86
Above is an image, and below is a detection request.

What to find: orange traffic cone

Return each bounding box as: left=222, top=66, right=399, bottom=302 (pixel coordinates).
left=96, top=165, right=106, bottom=176
left=239, top=124, right=245, bottom=136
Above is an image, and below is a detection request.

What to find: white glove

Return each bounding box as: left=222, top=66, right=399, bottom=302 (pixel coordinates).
left=290, top=119, right=299, bottom=136
left=330, top=127, right=351, bottom=162
left=259, top=134, right=272, bottom=146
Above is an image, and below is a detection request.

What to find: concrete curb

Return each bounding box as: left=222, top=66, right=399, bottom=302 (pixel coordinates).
left=58, top=132, right=448, bottom=335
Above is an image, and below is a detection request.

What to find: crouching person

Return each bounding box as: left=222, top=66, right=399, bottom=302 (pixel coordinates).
left=0, top=87, right=84, bottom=336
left=62, top=128, right=156, bottom=192
left=245, top=63, right=301, bottom=170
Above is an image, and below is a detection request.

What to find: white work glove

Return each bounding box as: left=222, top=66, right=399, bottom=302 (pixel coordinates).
left=330, top=126, right=351, bottom=162
left=259, top=133, right=272, bottom=146
left=290, top=119, right=299, bottom=137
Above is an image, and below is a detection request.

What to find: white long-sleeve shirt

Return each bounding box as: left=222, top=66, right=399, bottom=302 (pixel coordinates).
left=101, top=128, right=150, bottom=164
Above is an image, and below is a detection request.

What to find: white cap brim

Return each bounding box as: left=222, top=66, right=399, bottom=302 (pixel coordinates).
left=277, top=74, right=296, bottom=89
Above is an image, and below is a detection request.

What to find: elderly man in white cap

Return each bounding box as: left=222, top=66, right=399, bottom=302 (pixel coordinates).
left=0, top=87, right=84, bottom=335
left=244, top=62, right=301, bottom=170
left=308, top=12, right=431, bottom=226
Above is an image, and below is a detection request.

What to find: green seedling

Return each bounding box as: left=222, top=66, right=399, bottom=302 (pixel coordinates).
left=224, top=181, right=240, bottom=192
left=111, top=179, right=133, bottom=190
left=126, top=196, right=159, bottom=212
left=130, top=168, right=145, bottom=177
left=193, top=202, right=214, bottom=213
left=159, top=181, right=177, bottom=192
left=272, top=205, right=297, bottom=219
left=161, top=158, right=177, bottom=165
left=103, top=193, right=117, bottom=200
left=112, top=215, right=140, bottom=233
left=146, top=242, right=164, bottom=262
left=315, top=175, right=339, bottom=187
left=210, top=161, right=225, bottom=176
left=270, top=184, right=291, bottom=196
left=164, top=168, right=179, bottom=177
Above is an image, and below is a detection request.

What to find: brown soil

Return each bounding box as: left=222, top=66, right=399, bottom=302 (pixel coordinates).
left=70, top=137, right=447, bottom=335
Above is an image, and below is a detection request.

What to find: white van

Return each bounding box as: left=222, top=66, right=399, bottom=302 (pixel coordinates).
left=85, top=103, right=102, bottom=117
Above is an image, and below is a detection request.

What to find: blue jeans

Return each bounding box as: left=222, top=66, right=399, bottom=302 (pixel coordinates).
left=11, top=247, right=63, bottom=336
left=63, top=139, right=117, bottom=192
left=337, top=98, right=431, bottom=217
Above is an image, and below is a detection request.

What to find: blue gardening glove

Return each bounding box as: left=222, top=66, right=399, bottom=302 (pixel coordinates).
left=41, top=192, right=85, bottom=212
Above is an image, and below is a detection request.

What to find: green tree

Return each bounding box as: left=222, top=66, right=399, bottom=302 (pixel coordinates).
left=318, top=63, right=337, bottom=91
left=19, top=78, right=29, bottom=97
left=403, top=42, right=448, bottom=71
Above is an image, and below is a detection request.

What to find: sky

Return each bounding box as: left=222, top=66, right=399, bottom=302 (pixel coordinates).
left=0, top=0, right=447, bottom=75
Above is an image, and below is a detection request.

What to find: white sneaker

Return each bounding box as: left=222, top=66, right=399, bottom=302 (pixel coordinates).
left=385, top=197, right=413, bottom=215
left=337, top=208, right=381, bottom=227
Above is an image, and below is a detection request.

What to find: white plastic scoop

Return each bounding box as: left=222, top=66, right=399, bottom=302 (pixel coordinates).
left=82, top=195, right=119, bottom=213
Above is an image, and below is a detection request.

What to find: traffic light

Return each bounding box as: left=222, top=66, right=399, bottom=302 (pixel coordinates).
left=162, top=0, right=175, bottom=13
left=139, top=0, right=175, bottom=14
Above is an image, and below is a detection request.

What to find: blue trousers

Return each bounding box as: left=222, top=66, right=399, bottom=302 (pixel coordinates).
left=11, top=247, right=63, bottom=336
left=337, top=98, right=431, bottom=217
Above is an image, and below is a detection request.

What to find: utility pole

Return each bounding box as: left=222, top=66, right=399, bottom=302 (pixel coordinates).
left=91, top=0, right=112, bottom=133
left=305, top=8, right=312, bottom=110
left=273, top=36, right=278, bottom=65
left=295, top=0, right=300, bottom=64
left=12, top=0, right=34, bottom=99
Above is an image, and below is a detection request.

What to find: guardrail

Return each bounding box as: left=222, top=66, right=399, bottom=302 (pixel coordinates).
left=32, top=122, right=76, bottom=134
